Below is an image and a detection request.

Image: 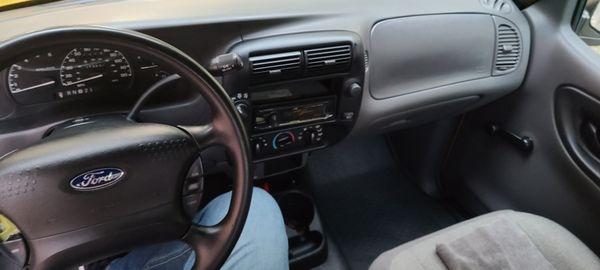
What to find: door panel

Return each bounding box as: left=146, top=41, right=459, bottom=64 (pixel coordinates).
left=443, top=0, right=600, bottom=252
left=555, top=86, right=600, bottom=184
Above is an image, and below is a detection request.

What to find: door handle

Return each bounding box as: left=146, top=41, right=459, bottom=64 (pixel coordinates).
left=580, top=120, right=600, bottom=156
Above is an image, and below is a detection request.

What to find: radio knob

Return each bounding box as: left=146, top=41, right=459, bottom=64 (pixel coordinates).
left=346, top=82, right=362, bottom=98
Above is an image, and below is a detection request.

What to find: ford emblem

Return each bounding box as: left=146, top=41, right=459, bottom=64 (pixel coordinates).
left=70, top=168, right=125, bottom=191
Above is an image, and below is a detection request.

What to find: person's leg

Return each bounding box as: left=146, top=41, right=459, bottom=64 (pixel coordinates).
left=108, top=187, right=288, bottom=270
left=106, top=240, right=191, bottom=270
left=184, top=187, right=289, bottom=270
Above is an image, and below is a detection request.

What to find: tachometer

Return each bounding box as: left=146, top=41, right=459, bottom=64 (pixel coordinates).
left=7, top=52, right=59, bottom=94
left=59, top=48, right=133, bottom=95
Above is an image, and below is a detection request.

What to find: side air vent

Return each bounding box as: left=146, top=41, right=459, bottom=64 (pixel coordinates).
left=481, top=0, right=512, bottom=14
left=249, top=51, right=302, bottom=84
left=364, top=50, right=369, bottom=72
left=305, top=45, right=352, bottom=75
left=494, top=24, right=520, bottom=74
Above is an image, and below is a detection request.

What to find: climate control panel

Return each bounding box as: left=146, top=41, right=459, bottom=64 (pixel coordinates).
left=251, top=124, right=326, bottom=160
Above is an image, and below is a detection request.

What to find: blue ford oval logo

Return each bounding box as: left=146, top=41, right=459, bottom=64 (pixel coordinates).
left=70, top=168, right=125, bottom=191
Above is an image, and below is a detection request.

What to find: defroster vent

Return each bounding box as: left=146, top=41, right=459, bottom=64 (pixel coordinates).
left=481, top=0, right=512, bottom=14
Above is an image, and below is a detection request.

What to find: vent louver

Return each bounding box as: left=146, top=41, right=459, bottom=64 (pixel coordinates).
left=364, top=50, right=369, bottom=72
left=249, top=51, right=302, bottom=83
left=481, top=0, right=512, bottom=13
left=494, top=24, right=520, bottom=74
left=305, top=45, right=352, bottom=75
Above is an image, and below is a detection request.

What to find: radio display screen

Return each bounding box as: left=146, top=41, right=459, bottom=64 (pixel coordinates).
left=283, top=104, right=326, bottom=122
left=254, top=100, right=334, bottom=130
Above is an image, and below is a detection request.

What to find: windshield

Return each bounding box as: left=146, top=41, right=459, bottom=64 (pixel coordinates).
left=0, top=0, right=60, bottom=12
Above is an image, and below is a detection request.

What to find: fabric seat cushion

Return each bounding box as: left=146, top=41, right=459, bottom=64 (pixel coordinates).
left=369, top=210, right=600, bottom=270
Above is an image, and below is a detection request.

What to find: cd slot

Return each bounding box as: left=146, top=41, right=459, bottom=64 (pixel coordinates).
left=249, top=81, right=331, bottom=104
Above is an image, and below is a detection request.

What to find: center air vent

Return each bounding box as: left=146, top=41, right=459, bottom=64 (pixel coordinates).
left=305, top=45, right=352, bottom=75
left=249, top=51, right=302, bottom=84
left=247, top=43, right=354, bottom=84
left=494, top=24, right=521, bottom=75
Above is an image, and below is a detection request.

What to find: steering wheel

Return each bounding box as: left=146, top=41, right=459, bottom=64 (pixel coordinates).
left=0, top=27, right=252, bottom=270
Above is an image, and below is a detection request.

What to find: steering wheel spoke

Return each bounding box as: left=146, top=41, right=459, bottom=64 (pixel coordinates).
left=178, top=123, right=219, bottom=150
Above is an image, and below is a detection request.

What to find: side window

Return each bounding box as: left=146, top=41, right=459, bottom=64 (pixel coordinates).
left=584, top=0, right=600, bottom=32
left=575, top=0, right=600, bottom=52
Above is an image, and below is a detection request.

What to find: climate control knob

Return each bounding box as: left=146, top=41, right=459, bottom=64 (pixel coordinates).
left=306, top=131, right=318, bottom=145
left=272, top=132, right=296, bottom=149
left=302, top=125, right=324, bottom=146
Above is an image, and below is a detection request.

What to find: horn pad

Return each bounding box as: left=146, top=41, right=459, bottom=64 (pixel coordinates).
left=0, top=115, right=199, bottom=240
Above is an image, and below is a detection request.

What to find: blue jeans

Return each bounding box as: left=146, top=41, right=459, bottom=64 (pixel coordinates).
left=108, top=188, right=289, bottom=270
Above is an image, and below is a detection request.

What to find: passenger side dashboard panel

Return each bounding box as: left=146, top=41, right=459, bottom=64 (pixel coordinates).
left=370, top=14, right=496, bottom=99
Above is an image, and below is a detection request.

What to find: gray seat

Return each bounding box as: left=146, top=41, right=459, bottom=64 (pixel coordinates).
left=369, top=210, right=600, bottom=270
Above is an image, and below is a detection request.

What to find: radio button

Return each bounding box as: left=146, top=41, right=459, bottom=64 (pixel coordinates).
left=342, top=112, right=355, bottom=121
left=252, top=137, right=268, bottom=154
left=254, top=142, right=262, bottom=154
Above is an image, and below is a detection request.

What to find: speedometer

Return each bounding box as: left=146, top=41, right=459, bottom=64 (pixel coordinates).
left=59, top=48, right=133, bottom=95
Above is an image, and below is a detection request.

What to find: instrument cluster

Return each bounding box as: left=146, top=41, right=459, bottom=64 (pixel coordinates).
left=5, top=45, right=170, bottom=105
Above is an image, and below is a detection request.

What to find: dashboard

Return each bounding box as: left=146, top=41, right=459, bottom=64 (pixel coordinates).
left=0, top=1, right=535, bottom=268
left=0, top=0, right=531, bottom=179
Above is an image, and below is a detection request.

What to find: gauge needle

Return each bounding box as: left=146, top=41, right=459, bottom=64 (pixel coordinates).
left=140, top=65, right=158, bottom=70
left=64, top=74, right=104, bottom=86
left=11, top=80, right=55, bottom=93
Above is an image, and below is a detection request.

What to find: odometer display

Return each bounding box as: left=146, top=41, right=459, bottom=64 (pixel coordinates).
left=59, top=48, right=133, bottom=97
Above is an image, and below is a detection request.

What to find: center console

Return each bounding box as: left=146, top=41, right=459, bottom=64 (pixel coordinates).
left=210, top=31, right=365, bottom=269
left=218, top=31, right=365, bottom=174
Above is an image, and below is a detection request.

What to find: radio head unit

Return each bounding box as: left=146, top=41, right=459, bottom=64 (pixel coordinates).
left=253, top=97, right=336, bottom=131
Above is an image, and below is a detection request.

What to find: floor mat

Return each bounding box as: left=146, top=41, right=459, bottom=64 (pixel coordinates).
left=304, top=136, right=461, bottom=270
